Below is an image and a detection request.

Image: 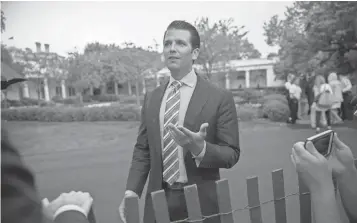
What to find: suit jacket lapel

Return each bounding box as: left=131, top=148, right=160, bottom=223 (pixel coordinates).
left=184, top=75, right=209, bottom=131
left=148, top=80, right=169, bottom=155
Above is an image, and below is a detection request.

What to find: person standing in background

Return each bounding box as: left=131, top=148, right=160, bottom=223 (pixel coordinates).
left=339, top=75, right=353, bottom=120
left=312, top=75, right=332, bottom=133
left=327, top=72, right=343, bottom=124
left=285, top=76, right=302, bottom=124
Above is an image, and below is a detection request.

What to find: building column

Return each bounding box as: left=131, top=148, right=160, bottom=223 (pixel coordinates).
left=225, top=73, right=230, bottom=89
left=245, top=70, right=250, bottom=88
left=266, top=66, right=274, bottom=87
left=101, top=84, right=107, bottom=95
left=114, top=81, right=119, bottom=95
left=61, top=79, right=66, bottom=98
left=23, top=82, right=29, bottom=98
left=43, top=78, right=50, bottom=101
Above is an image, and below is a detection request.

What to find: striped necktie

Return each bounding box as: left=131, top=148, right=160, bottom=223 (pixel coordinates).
left=163, top=80, right=182, bottom=185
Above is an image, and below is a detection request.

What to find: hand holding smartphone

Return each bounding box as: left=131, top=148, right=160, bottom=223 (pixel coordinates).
left=305, top=130, right=335, bottom=157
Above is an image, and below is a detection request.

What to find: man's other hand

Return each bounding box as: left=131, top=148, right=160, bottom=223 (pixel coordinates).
left=168, top=123, right=208, bottom=156
left=119, top=190, right=138, bottom=223
left=43, top=191, right=93, bottom=219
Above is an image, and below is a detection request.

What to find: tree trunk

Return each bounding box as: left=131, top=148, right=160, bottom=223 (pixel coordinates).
left=79, top=94, right=83, bottom=104
left=3, top=90, right=8, bottom=108
left=135, top=79, right=140, bottom=106
left=142, top=77, right=146, bottom=95
left=128, top=80, right=132, bottom=95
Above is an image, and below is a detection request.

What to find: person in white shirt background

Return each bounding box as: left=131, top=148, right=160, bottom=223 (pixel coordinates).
left=339, top=75, right=354, bottom=120
left=327, top=72, right=343, bottom=124
left=313, top=75, right=333, bottom=133
left=285, top=76, right=302, bottom=124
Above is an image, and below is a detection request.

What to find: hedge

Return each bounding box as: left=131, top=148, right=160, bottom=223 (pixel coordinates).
left=262, top=99, right=290, bottom=122
left=1, top=104, right=141, bottom=122
left=236, top=104, right=264, bottom=121
left=258, top=93, right=288, bottom=106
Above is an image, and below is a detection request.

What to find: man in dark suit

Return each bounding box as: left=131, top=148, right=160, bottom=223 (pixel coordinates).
left=1, top=129, right=93, bottom=223
left=119, top=20, right=240, bottom=223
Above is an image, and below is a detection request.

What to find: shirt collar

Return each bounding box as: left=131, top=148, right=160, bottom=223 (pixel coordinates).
left=169, top=69, right=196, bottom=88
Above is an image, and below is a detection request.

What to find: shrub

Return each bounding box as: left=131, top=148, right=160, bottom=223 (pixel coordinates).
left=233, top=96, right=246, bottom=105
left=1, top=104, right=141, bottom=122
left=236, top=104, right=264, bottom=121
left=232, top=89, right=264, bottom=103
left=91, top=94, right=121, bottom=102
left=258, top=94, right=288, bottom=105
left=120, top=95, right=144, bottom=105
left=262, top=99, right=290, bottom=122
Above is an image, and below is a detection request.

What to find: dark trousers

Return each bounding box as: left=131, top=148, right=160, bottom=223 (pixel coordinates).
left=316, top=110, right=331, bottom=128
left=341, top=92, right=353, bottom=120
left=163, top=182, right=220, bottom=223
left=289, top=98, right=299, bottom=123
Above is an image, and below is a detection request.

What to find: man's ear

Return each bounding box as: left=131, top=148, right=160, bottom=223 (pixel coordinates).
left=192, top=48, right=200, bottom=60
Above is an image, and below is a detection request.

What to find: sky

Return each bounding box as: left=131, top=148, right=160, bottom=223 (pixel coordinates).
left=1, top=1, right=293, bottom=58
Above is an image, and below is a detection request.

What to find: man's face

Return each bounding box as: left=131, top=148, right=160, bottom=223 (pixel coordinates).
left=163, top=29, right=199, bottom=72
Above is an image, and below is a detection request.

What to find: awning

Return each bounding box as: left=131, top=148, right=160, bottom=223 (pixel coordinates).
left=1, top=62, right=24, bottom=80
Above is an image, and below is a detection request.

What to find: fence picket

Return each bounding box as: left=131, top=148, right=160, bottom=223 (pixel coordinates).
left=88, top=207, right=96, bottom=223
left=125, top=196, right=140, bottom=223
left=272, top=169, right=287, bottom=223
left=298, top=176, right=311, bottom=223
left=247, top=176, right=263, bottom=223
left=151, top=190, right=170, bottom=223
left=184, top=184, right=203, bottom=223
left=216, top=179, right=234, bottom=223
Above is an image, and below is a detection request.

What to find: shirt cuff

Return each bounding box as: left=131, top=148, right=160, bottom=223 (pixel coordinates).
left=125, top=190, right=138, bottom=197
left=192, top=141, right=206, bottom=167
left=53, top=205, right=87, bottom=220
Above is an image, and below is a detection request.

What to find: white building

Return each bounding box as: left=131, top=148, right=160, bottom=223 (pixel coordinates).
left=152, top=58, right=283, bottom=89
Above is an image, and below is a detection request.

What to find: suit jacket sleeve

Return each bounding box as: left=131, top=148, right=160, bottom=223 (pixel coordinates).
left=1, top=132, right=45, bottom=223
left=54, top=210, right=90, bottom=223
left=1, top=130, right=90, bottom=223
left=125, top=92, right=151, bottom=197
left=198, top=90, right=240, bottom=169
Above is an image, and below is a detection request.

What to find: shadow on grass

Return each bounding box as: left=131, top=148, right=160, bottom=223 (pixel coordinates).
left=286, top=120, right=357, bottom=130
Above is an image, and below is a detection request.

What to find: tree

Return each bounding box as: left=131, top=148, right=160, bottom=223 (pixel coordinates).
left=1, top=10, right=5, bottom=33
left=263, top=2, right=357, bottom=82
left=195, top=17, right=261, bottom=80
left=117, top=43, right=163, bottom=105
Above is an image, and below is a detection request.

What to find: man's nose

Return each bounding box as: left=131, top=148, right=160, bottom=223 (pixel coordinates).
left=169, top=42, right=177, bottom=52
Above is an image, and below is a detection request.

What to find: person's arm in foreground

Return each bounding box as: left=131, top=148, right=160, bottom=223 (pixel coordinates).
left=328, top=133, right=357, bottom=221
left=119, top=93, right=150, bottom=223
left=291, top=141, right=342, bottom=223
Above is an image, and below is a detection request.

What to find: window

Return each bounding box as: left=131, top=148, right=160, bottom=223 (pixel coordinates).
left=68, top=87, right=75, bottom=96
left=56, top=86, right=62, bottom=96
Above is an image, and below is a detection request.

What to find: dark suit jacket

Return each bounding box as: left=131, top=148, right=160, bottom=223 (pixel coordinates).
left=1, top=129, right=90, bottom=223
left=126, top=74, right=240, bottom=222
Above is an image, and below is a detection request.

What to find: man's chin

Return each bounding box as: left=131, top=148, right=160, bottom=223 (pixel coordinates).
left=167, top=64, right=180, bottom=71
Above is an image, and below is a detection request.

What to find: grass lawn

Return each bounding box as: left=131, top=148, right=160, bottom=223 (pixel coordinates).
left=3, top=120, right=357, bottom=223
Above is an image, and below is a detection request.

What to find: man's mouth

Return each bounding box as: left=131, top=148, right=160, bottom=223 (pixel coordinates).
left=168, top=56, right=179, bottom=59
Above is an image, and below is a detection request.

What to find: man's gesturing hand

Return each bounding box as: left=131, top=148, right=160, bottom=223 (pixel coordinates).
left=167, top=123, right=208, bottom=156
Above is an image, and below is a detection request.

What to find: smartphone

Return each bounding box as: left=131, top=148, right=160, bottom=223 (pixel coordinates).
left=305, top=130, right=334, bottom=157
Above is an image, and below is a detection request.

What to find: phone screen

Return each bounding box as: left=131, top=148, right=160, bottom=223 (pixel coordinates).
left=310, top=132, right=333, bottom=156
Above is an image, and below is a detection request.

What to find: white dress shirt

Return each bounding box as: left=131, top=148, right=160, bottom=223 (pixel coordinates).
left=160, top=69, right=206, bottom=183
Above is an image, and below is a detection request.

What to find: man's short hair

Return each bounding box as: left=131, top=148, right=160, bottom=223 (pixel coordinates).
left=164, top=20, right=200, bottom=50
